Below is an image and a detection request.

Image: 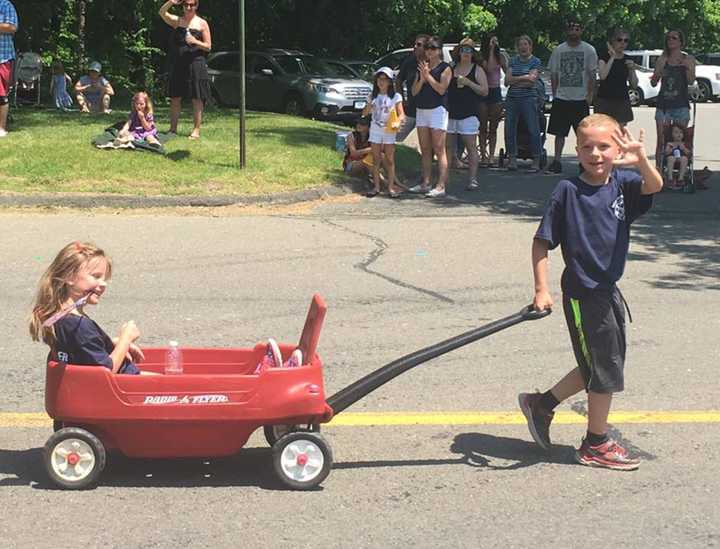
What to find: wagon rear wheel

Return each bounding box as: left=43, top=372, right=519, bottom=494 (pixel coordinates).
left=272, top=432, right=332, bottom=490
left=44, top=427, right=106, bottom=490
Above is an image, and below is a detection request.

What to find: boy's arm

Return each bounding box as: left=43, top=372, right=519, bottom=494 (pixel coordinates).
left=532, top=238, right=553, bottom=311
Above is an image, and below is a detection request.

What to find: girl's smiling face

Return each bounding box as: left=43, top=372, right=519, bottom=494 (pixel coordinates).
left=376, top=73, right=390, bottom=93
left=67, top=257, right=109, bottom=306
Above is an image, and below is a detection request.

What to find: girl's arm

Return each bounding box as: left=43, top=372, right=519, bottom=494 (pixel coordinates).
left=361, top=95, right=372, bottom=117
left=394, top=98, right=405, bottom=121
left=109, top=321, right=140, bottom=373
left=425, top=65, right=451, bottom=96
left=532, top=238, right=553, bottom=311
left=159, top=0, right=180, bottom=27
left=138, top=113, right=154, bottom=131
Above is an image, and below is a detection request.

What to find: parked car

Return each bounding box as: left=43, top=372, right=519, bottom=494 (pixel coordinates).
left=374, top=46, right=553, bottom=110
left=695, top=52, right=720, bottom=66
left=627, top=67, right=659, bottom=107
left=322, top=59, right=376, bottom=82
left=625, top=49, right=718, bottom=102
left=207, top=49, right=373, bottom=120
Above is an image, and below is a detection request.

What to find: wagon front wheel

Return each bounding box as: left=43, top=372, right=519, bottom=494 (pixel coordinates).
left=44, top=427, right=106, bottom=490
left=272, top=432, right=332, bottom=490
left=263, top=423, right=321, bottom=446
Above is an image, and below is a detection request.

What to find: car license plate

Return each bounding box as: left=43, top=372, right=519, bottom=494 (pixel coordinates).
left=354, top=101, right=367, bottom=110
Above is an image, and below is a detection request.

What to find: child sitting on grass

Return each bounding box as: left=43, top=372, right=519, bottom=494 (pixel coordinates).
left=519, top=113, right=662, bottom=471
left=115, top=91, right=160, bottom=147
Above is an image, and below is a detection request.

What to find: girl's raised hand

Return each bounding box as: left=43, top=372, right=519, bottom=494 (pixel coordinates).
left=120, top=320, right=140, bottom=342
left=613, top=127, right=648, bottom=166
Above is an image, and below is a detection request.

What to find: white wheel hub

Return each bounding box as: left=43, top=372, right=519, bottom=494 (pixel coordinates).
left=280, top=440, right=324, bottom=483
left=50, top=438, right=96, bottom=482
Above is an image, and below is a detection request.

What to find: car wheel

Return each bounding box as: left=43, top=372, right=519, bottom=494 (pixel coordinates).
left=696, top=79, right=712, bottom=103
left=272, top=431, right=332, bottom=490
left=628, top=88, right=644, bottom=107
left=44, top=427, right=106, bottom=490
left=284, top=93, right=305, bottom=117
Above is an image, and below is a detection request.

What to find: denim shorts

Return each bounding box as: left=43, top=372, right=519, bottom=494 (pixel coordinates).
left=655, top=107, right=690, bottom=124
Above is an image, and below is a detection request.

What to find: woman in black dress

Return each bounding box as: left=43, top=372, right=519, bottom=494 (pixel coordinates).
left=159, top=0, right=212, bottom=139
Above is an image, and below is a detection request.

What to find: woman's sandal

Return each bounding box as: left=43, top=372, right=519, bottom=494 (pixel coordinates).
left=365, top=190, right=380, bottom=198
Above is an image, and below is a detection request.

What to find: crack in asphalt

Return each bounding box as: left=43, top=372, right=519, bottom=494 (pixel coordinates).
left=322, top=219, right=455, bottom=304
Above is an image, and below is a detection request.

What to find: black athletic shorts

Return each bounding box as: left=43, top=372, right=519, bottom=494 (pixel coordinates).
left=562, top=288, right=626, bottom=393
left=548, top=98, right=590, bottom=137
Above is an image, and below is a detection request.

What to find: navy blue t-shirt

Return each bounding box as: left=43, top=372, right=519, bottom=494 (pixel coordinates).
left=52, top=314, right=140, bottom=375
left=535, top=169, right=653, bottom=297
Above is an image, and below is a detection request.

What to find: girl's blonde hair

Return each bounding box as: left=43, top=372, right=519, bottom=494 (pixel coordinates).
left=132, top=91, right=154, bottom=116
left=29, top=242, right=112, bottom=346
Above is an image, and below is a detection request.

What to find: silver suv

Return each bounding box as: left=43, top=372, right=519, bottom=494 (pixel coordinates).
left=207, top=49, right=373, bottom=120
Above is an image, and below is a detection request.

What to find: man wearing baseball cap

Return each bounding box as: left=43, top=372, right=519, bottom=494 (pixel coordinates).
left=0, top=0, right=18, bottom=137
left=74, top=61, right=115, bottom=113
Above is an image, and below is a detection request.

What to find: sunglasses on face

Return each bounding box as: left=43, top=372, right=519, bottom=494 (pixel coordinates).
left=615, top=37, right=629, bottom=43
left=425, top=45, right=440, bottom=50
left=414, top=42, right=425, bottom=47
left=183, top=3, right=196, bottom=8
left=567, top=24, right=582, bottom=30
left=667, top=35, right=680, bottom=40
left=460, top=47, right=474, bottom=54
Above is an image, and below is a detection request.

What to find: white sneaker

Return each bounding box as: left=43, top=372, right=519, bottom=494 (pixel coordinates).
left=283, top=349, right=303, bottom=368
left=466, top=179, right=480, bottom=190
left=408, top=184, right=430, bottom=194
left=425, top=187, right=446, bottom=198
left=0, top=129, right=7, bottom=138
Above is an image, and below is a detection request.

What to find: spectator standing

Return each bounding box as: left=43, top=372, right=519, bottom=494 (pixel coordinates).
left=504, top=35, right=543, bottom=172
left=75, top=62, right=115, bottom=114
left=650, top=30, right=695, bottom=168
left=0, top=0, right=18, bottom=138
left=395, top=34, right=429, bottom=143
left=479, top=34, right=508, bottom=167
left=546, top=18, right=598, bottom=174
left=446, top=38, right=488, bottom=189
left=595, top=29, right=638, bottom=126
left=159, top=0, right=212, bottom=140
left=410, top=36, right=452, bottom=198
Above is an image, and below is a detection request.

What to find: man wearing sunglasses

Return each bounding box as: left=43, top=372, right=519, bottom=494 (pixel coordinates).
left=395, top=34, right=429, bottom=142
left=546, top=18, right=598, bottom=174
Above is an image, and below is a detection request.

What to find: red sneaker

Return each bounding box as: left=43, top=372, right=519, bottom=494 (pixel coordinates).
left=575, top=439, right=640, bottom=471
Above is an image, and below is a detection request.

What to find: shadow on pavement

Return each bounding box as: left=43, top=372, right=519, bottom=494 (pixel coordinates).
left=450, top=432, right=576, bottom=470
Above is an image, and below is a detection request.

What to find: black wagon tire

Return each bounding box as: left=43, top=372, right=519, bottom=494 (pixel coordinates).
left=44, top=427, right=106, bottom=490
left=272, top=431, right=332, bottom=490
left=264, top=423, right=321, bottom=446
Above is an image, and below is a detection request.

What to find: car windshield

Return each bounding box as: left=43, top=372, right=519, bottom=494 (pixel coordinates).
left=325, top=62, right=358, bottom=78
left=273, top=55, right=335, bottom=76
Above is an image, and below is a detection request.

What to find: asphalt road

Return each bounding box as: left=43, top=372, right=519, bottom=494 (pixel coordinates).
left=0, top=105, right=719, bottom=549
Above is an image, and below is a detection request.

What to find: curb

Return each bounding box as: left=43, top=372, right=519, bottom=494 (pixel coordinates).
left=0, top=184, right=353, bottom=209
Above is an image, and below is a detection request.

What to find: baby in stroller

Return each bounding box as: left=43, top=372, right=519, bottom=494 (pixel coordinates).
left=662, top=124, right=691, bottom=190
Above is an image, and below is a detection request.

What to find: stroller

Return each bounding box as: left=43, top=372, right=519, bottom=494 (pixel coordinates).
left=11, top=52, right=43, bottom=107
left=498, top=78, right=548, bottom=169
left=659, top=101, right=697, bottom=193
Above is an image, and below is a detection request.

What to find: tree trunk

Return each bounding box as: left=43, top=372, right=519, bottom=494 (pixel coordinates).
left=77, top=0, right=87, bottom=68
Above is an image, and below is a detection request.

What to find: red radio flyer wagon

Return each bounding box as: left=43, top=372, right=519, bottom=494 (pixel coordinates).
left=44, top=295, right=548, bottom=490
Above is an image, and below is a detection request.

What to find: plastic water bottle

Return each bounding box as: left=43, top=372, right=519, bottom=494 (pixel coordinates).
left=165, top=340, right=183, bottom=375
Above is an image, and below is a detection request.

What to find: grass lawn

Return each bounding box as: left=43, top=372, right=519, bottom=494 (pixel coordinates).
left=0, top=107, right=419, bottom=196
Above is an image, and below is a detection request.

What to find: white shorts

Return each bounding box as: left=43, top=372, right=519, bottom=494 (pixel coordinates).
left=416, top=106, right=449, bottom=131
left=447, top=115, right=479, bottom=135
left=369, top=124, right=397, bottom=145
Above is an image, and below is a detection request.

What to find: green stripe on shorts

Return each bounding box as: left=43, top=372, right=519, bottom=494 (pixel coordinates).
left=570, top=298, right=593, bottom=368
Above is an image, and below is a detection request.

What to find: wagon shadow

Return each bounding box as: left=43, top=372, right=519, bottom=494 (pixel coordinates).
left=0, top=447, right=321, bottom=492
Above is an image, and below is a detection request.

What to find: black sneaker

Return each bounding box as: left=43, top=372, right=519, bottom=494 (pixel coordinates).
left=545, top=160, right=562, bottom=174
left=518, top=392, right=554, bottom=450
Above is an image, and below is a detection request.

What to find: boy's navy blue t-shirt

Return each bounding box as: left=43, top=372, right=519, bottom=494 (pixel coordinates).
left=52, top=314, right=140, bottom=375
left=535, top=169, right=653, bottom=297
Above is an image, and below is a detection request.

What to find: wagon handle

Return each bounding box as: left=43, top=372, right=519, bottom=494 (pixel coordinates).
left=326, top=304, right=551, bottom=416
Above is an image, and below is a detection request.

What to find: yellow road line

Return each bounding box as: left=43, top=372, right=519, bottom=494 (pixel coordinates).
left=2, top=411, right=720, bottom=428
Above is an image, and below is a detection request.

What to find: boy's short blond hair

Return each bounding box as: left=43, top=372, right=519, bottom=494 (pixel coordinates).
left=576, top=114, right=621, bottom=143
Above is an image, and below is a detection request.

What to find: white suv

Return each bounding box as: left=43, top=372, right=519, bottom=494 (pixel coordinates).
left=625, top=49, right=719, bottom=102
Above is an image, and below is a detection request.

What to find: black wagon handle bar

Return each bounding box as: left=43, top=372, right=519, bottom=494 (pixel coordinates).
left=326, top=305, right=550, bottom=416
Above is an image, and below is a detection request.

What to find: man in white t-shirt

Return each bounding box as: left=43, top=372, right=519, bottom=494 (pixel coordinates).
left=546, top=18, right=598, bottom=173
